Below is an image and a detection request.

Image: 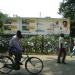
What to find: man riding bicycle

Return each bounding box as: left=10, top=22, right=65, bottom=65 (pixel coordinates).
left=9, top=30, right=23, bottom=66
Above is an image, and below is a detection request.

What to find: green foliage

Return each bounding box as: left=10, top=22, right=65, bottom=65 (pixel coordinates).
left=0, top=34, right=12, bottom=53
left=0, top=39, right=9, bottom=53
left=0, top=34, right=70, bottom=55
left=59, top=0, right=75, bottom=20
left=0, top=11, right=8, bottom=33
left=0, top=20, right=3, bottom=28
left=21, top=35, right=60, bottom=54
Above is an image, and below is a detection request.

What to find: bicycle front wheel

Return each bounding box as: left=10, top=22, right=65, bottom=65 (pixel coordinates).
left=0, top=56, right=14, bottom=74
left=25, top=57, right=43, bottom=74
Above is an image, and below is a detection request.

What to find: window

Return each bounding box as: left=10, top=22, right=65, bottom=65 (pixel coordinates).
left=22, top=26, right=29, bottom=31
left=4, top=25, right=11, bottom=30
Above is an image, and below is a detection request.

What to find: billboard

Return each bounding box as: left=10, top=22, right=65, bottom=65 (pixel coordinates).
left=3, top=17, right=70, bottom=35
left=23, top=18, right=70, bottom=35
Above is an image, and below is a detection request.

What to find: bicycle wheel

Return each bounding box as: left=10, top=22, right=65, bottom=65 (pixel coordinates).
left=25, top=57, right=43, bottom=74
left=0, top=56, right=14, bottom=74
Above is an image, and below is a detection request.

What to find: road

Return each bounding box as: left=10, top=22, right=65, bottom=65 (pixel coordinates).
left=0, top=55, right=75, bottom=75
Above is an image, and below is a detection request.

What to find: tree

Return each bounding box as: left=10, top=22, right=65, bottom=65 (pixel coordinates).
left=58, top=0, right=75, bottom=36
left=0, top=11, right=8, bottom=33
left=59, top=0, right=75, bottom=20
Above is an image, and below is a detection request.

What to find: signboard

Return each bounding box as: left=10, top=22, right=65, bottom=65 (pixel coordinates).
left=3, top=17, right=70, bottom=35
left=24, top=18, right=70, bottom=35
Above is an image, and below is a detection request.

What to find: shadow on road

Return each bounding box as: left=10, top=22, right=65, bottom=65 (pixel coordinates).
left=42, top=56, right=75, bottom=75
left=0, top=56, right=75, bottom=75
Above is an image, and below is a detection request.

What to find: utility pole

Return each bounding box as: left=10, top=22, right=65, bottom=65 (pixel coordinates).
left=40, top=12, right=41, bottom=18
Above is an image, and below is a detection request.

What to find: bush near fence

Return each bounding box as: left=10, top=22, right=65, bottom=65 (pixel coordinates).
left=0, top=34, right=71, bottom=55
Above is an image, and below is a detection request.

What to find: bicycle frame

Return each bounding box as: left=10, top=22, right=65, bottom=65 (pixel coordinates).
left=11, top=50, right=30, bottom=64
left=21, top=55, right=29, bottom=63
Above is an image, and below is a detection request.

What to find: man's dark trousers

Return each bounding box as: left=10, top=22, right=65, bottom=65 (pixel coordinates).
left=57, top=48, right=66, bottom=63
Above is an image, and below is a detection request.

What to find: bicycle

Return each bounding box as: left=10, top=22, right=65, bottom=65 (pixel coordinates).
left=0, top=48, right=43, bottom=74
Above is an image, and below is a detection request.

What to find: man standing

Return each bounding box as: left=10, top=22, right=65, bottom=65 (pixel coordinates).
left=57, top=34, right=66, bottom=64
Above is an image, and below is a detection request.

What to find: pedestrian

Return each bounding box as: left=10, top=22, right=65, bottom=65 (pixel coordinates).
left=57, top=34, right=67, bottom=64
left=71, top=39, right=75, bottom=57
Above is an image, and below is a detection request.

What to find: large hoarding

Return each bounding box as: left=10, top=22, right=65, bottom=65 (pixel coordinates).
left=3, top=17, right=70, bottom=35
left=22, top=18, right=70, bottom=35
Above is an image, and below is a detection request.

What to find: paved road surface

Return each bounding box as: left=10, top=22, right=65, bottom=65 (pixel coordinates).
left=0, top=55, right=75, bottom=75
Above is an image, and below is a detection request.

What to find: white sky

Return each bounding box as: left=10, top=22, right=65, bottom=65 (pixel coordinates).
left=0, top=0, right=62, bottom=18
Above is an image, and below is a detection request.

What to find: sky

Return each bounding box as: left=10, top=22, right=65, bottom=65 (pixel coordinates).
left=0, top=0, right=63, bottom=18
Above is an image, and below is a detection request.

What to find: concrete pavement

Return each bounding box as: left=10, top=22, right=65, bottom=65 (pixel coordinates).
left=0, top=55, right=75, bottom=75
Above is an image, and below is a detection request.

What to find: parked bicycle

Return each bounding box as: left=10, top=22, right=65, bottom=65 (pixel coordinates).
left=0, top=47, right=43, bottom=74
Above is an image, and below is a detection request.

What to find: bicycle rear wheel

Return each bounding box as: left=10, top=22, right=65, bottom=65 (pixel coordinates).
left=25, top=57, right=43, bottom=74
left=0, top=56, right=14, bottom=74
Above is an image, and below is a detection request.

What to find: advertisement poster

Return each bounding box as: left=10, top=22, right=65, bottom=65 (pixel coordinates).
left=26, top=18, right=70, bottom=35
left=3, top=17, right=70, bottom=35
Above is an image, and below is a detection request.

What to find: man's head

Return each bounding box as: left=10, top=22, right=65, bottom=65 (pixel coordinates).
left=16, top=30, right=22, bottom=38
left=60, top=33, right=64, bottom=37
left=63, top=21, right=67, bottom=27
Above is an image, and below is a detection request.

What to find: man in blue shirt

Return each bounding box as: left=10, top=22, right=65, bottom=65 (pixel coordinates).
left=9, top=30, right=23, bottom=65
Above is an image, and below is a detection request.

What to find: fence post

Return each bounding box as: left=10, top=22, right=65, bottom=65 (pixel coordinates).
left=41, top=35, right=44, bottom=53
